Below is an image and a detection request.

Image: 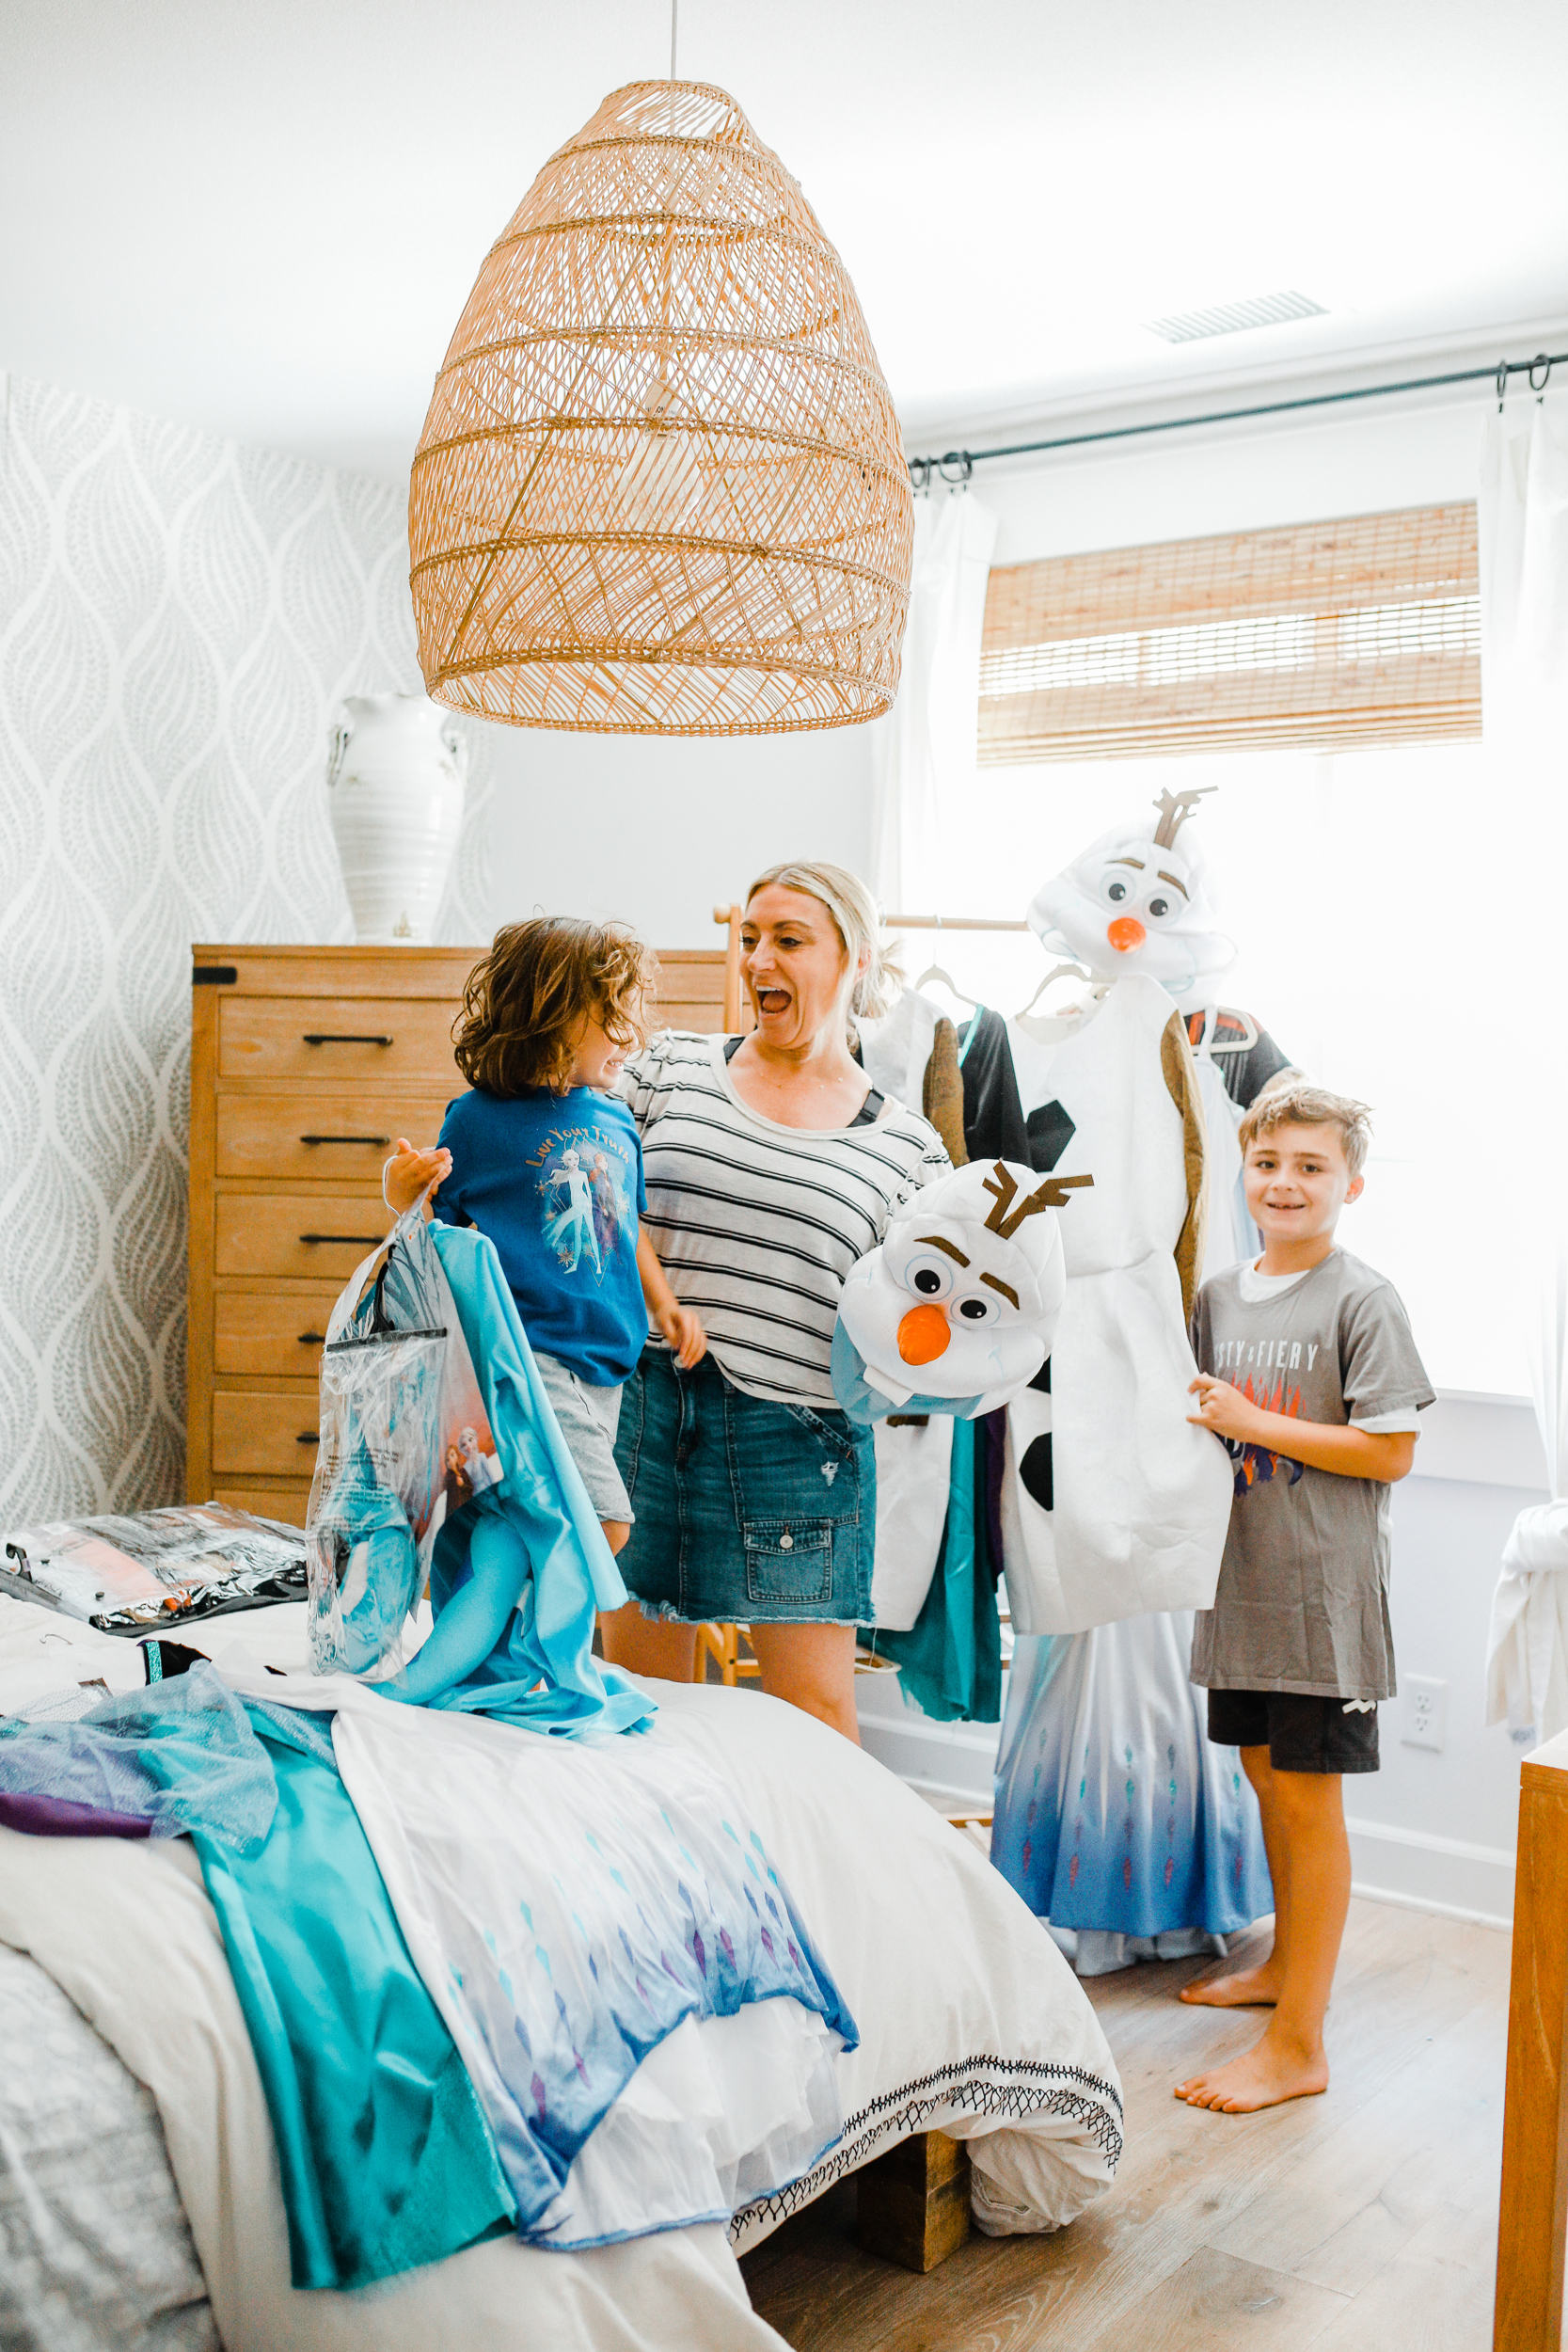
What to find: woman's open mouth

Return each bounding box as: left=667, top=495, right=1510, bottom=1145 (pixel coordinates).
left=757, top=988, right=791, bottom=1014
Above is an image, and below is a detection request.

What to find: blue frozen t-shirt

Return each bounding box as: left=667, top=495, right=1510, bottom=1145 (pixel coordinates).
left=433, top=1087, right=650, bottom=1386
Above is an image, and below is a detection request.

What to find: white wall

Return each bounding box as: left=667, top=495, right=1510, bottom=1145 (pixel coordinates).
left=483, top=721, right=874, bottom=950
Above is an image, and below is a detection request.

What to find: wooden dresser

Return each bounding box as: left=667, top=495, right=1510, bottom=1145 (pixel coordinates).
left=186, top=940, right=738, bottom=1523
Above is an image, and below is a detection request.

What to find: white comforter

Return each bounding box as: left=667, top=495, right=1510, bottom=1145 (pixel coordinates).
left=0, top=1598, right=1121, bottom=2350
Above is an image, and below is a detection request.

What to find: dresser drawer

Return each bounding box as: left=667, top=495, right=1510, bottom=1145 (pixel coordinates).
left=218, top=996, right=460, bottom=1082
left=215, top=1092, right=453, bottom=1179
left=214, top=1285, right=344, bottom=1376
left=214, top=1192, right=392, bottom=1280
left=209, top=1480, right=312, bottom=1531
left=213, top=1390, right=324, bottom=1478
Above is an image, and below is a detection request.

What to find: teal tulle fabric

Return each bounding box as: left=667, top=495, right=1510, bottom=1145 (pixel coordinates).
left=194, top=1705, right=515, bottom=2290
left=862, top=1417, right=1003, bottom=1725
left=389, top=1225, right=653, bottom=1733
left=0, top=1663, right=276, bottom=1850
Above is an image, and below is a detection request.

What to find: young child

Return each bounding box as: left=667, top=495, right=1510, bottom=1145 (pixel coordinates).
left=383, top=918, right=705, bottom=1555
left=1175, top=1082, right=1433, bottom=2114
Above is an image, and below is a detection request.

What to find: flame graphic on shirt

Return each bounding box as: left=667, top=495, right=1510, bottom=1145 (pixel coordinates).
left=1231, top=1371, right=1305, bottom=1497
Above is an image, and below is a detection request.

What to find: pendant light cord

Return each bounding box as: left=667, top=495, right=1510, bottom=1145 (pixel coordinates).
left=670, top=0, right=677, bottom=78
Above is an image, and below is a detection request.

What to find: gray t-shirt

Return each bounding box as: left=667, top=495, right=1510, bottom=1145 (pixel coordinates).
left=1189, top=1248, right=1434, bottom=1702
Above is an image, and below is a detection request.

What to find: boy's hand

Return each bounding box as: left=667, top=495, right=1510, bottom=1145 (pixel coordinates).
left=1187, top=1373, right=1266, bottom=1444
left=384, top=1139, right=451, bottom=1218
left=655, top=1300, right=707, bottom=1370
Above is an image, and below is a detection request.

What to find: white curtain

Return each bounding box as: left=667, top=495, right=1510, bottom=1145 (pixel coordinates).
left=870, top=488, right=997, bottom=914
left=1481, top=395, right=1568, bottom=1739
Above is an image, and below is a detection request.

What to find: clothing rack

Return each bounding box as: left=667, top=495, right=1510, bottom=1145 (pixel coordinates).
left=904, top=343, right=1568, bottom=485
left=711, top=904, right=1029, bottom=1029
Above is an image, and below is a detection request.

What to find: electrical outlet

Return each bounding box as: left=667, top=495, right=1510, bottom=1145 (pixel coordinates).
left=1402, top=1676, right=1448, bottom=1752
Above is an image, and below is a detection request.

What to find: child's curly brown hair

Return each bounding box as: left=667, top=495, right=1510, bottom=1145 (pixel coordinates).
left=452, top=918, right=656, bottom=1096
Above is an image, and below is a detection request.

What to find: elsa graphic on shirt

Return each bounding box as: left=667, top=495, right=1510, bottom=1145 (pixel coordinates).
left=541, top=1148, right=602, bottom=1276
left=589, top=1150, right=628, bottom=1266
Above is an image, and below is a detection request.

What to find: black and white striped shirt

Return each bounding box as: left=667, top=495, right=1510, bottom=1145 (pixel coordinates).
left=621, top=1033, right=950, bottom=1406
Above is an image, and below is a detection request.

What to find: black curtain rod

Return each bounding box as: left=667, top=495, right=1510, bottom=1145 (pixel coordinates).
left=906, top=348, right=1566, bottom=484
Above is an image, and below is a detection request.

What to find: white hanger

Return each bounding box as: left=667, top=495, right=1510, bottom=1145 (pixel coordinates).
left=912, top=917, right=978, bottom=1010
left=1013, top=961, right=1091, bottom=1021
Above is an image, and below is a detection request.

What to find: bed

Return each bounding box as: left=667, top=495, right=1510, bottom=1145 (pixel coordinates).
left=0, top=1595, right=1123, bottom=2351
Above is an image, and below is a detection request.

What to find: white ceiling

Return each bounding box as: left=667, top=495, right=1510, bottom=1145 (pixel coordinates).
left=6, top=0, right=1566, bottom=485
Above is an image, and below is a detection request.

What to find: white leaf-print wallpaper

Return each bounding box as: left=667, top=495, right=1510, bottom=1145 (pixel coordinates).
left=0, top=367, right=494, bottom=1519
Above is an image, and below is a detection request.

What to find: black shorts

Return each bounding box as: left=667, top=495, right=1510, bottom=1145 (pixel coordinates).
left=1206, top=1687, right=1380, bottom=1774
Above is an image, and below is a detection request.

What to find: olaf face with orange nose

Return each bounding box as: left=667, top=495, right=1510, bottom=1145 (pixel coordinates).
left=1026, top=787, right=1235, bottom=997
left=832, top=1158, right=1069, bottom=1420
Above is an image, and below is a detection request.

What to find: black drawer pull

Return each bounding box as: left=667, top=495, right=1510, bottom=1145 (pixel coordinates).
left=299, top=1134, right=390, bottom=1147
left=298, top=1330, right=326, bottom=1345
left=297, top=1431, right=319, bottom=1446
left=302, top=1032, right=393, bottom=1047
left=299, top=1232, right=386, bottom=1247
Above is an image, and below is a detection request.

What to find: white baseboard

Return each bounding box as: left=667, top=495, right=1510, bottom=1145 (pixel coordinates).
left=1345, top=1814, right=1515, bottom=1931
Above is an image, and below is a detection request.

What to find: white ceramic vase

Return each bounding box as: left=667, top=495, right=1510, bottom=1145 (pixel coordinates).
left=325, top=691, right=468, bottom=945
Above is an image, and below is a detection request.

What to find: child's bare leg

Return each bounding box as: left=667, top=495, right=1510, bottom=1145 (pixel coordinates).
left=1181, top=1744, right=1289, bottom=2007
left=598, top=1597, right=697, bottom=1681
left=1175, top=1770, right=1348, bottom=2112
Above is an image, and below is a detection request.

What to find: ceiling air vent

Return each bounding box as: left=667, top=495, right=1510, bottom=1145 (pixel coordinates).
left=1144, top=291, right=1328, bottom=344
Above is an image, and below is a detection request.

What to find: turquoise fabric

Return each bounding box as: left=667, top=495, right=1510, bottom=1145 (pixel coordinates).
left=863, top=1417, right=1003, bottom=1725
left=194, top=1708, right=515, bottom=2291
left=389, top=1225, right=653, bottom=1733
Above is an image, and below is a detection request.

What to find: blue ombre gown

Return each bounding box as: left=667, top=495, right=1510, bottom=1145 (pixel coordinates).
left=990, top=1611, right=1272, bottom=1973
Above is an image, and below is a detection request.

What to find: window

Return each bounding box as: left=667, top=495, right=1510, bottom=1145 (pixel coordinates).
left=978, top=503, right=1481, bottom=765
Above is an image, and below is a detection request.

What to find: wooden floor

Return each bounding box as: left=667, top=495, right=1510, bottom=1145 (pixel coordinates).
left=741, top=1898, right=1511, bottom=2352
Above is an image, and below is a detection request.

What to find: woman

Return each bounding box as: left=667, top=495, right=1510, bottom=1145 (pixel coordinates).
left=601, top=862, right=949, bottom=1740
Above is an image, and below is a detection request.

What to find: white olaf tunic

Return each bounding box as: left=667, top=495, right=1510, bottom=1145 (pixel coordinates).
left=1000, top=975, right=1231, bottom=1634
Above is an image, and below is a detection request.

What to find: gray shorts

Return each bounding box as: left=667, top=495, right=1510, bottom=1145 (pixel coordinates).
left=533, top=1349, right=633, bottom=1525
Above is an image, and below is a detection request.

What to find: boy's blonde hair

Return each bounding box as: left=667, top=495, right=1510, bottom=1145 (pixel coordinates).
left=745, top=860, right=905, bottom=1024
left=1238, top=1082, right=1373, bottom=1180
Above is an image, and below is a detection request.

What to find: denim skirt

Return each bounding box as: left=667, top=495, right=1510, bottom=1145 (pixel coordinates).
left=612, top=1350, right=875, bottom=1624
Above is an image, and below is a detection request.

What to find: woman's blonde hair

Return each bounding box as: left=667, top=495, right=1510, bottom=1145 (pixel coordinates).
left=745, top=861, right=904, bottom=1027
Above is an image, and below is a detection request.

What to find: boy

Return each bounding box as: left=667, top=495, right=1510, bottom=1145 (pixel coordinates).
left=1175, top=1083, right=1433, bottom=2114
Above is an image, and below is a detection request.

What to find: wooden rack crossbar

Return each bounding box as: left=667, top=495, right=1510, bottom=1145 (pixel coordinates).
left=711, top=904, right=1030, bottom=1028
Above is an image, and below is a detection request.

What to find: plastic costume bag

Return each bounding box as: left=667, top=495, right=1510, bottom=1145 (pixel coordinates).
left=307, top=1200, right=500, bottom=1677
left=2, top=1505, right=306, bottom=1632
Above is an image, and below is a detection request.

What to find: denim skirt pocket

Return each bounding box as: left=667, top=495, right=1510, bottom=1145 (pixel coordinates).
left=743, top=1517, right=835, bottom=1608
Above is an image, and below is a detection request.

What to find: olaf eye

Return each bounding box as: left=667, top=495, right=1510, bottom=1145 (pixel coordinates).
left=1106, top=879, right=1127, bottom=903
left=1148, top=895, right=1169, bottom=918
left=901, top=1251, right=956, bottom=1301
left=958, top=1297, right=990, bottom=1322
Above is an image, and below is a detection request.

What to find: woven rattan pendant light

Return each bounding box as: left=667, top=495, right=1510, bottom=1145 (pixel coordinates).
left=408, top=79, right=913, bottom=735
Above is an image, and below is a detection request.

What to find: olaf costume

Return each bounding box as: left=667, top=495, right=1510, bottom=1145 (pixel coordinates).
left=990, top=792, right=1271, bottom=1972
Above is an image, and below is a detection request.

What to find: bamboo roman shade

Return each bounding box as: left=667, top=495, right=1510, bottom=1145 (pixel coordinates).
left=978, top=502, right=1481, bottom=764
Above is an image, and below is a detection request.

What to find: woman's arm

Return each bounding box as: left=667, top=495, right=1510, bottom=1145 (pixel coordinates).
left=636, top=1225, right=706, bottom=1368
left=1187, top=1375, right=1417, bottom=1481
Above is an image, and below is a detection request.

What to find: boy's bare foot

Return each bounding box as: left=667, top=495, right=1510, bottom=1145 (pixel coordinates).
left=1179, top=1958, right=1283, bottom=2008
left=1173, top=2029, right=1328, bottom=2112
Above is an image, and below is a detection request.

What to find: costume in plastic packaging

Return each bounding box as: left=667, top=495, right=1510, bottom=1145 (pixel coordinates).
left=0, top=1505, right=306, bottom=1633
left=307, top=1201, right=501, bottom=1677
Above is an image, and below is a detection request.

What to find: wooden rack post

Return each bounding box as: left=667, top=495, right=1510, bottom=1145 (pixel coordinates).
left=1496, top=1724, right=1568, bottom=2348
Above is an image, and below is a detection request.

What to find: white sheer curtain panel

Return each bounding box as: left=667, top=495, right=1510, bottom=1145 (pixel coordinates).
left=869, top=488, right=997, bottom=913
left=1481, top=394, right=1568, bottom=1737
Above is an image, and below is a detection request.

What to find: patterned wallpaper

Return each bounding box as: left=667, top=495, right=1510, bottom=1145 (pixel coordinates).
left=0, top=367, right=494, bottom=1520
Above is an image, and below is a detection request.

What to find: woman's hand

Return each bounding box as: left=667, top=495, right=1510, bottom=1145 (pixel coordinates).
left=655, top=1299, right=707, bottom=1370
left=384, top=1138, right=451, bottom=1218
left=1186, top=1373, right=1266, bottom=1444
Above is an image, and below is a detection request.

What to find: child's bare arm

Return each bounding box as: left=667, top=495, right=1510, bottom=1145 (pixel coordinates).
left=1187, top=1374, right=1416, bottom=1481
left=636, top=1225, right=706, bottom=1369
left=383, top=1138, right=452, bottom=1219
